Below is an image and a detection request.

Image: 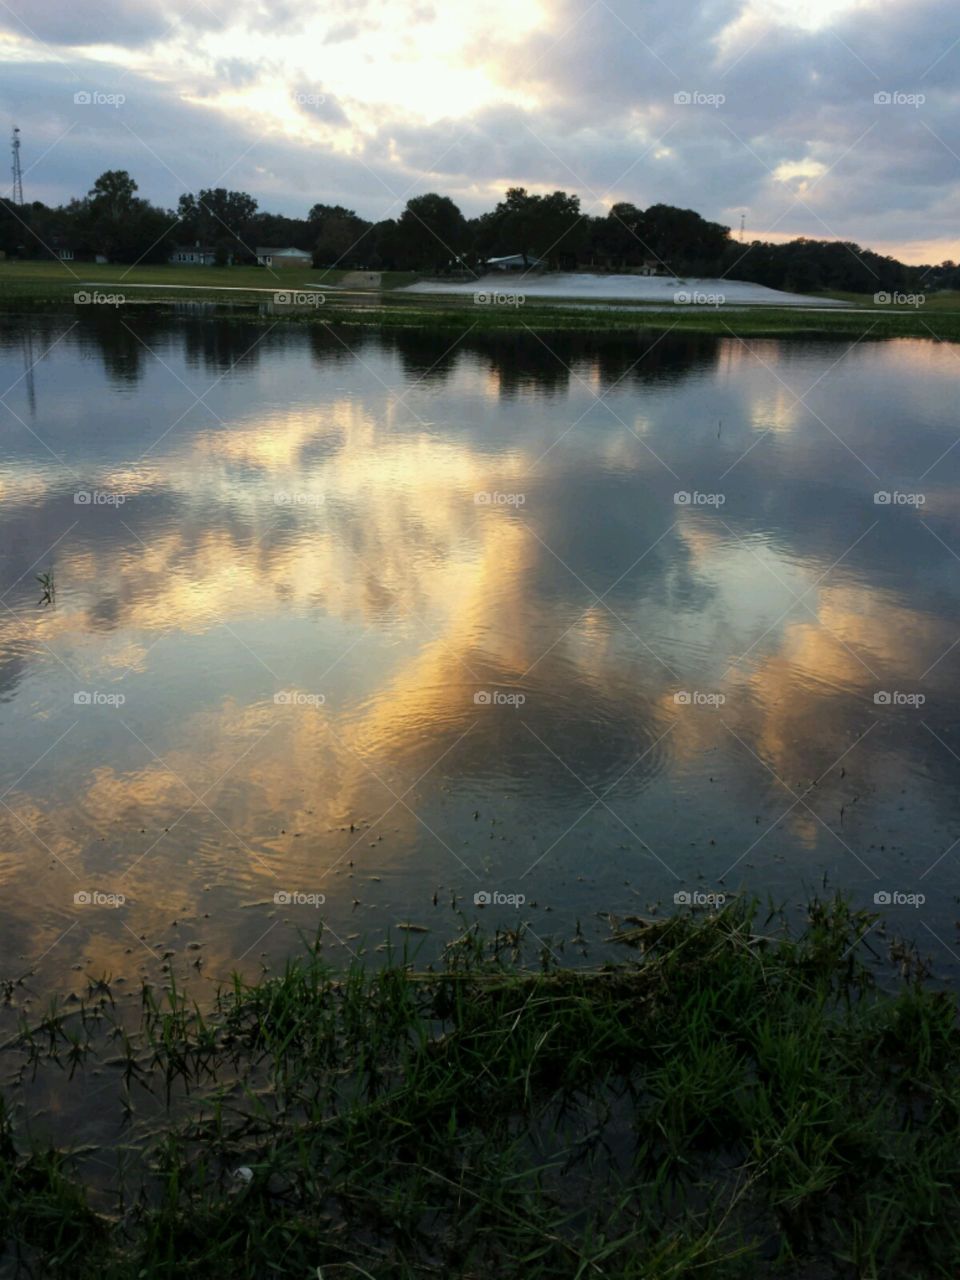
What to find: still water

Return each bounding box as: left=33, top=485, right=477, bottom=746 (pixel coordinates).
left=1, top=310, right=958, bottom=994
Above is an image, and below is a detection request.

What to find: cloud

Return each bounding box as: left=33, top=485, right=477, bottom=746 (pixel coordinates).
left=0, top=0, right=957, bottom=259
left=0, top=0, right=310, bottom=48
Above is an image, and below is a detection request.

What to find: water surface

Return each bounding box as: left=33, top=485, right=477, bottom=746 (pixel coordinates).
left=1, top=310, right=958, bottom=995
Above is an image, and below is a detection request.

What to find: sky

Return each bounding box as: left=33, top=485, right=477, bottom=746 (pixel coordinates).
left=0, top=0, right=958, bottom=264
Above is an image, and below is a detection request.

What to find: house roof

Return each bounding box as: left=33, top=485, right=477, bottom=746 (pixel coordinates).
left=256, top=246, right=311, bottom=256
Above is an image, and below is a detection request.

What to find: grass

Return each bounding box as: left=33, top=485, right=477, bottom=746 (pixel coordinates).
left=1, top=897, right=959, bottom=1277
left=0, top=260, right=420, bottom=298
left=3, top=261, right=960, bottom=340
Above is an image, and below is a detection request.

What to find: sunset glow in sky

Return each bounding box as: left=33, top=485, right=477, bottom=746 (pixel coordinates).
left=2, top=0, right=958, bottom=263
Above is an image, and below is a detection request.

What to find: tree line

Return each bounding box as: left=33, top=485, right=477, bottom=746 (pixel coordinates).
left=0, top=169, right=955, bottom=293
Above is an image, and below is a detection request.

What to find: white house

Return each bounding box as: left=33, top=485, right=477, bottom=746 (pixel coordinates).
left=256, top=247, right=312, bottom=268
left=168, top=243, right=231, bottom=266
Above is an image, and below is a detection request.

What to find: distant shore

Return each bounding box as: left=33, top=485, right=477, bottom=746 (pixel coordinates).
left=2, top=261, right=959, bottom=341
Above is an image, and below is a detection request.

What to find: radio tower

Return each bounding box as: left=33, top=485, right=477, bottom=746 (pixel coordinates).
left=739, top=212, right=746, bottom=243
left=11, top=127, right=23, bottom=205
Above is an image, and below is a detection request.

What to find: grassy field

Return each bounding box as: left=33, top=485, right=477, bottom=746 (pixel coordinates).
left=1, top=898, right=959, bottom=1278
left=3, top=261, right=960, bottom=340
left=0, top=260, right=420, bottom=297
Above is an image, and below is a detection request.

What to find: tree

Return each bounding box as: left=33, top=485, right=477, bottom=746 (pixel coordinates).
left=177, top=188, right=258, bottom=257
left=307, top=203, right=372, bottom=267
left=639, top=204, right=730, bottom=273
left=480, top=188, right=586, bottom=268
left=76, top=170, right=174, bottom=264
left=394, top=194, right=465, bottom=271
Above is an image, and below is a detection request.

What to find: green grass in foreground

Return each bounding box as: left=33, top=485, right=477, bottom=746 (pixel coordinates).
left=1, top=898, right=959, bottom=1278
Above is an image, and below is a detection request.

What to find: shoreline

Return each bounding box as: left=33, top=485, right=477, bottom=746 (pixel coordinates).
left=1, top=264, right=957, bottom=340
left=3, top=291, right=959, bottom=341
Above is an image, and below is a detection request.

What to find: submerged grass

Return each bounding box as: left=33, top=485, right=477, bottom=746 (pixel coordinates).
left=1, top=898, right=959, bottom=1277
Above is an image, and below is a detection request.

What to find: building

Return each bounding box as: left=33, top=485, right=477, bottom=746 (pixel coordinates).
left=256, top=247, right=312, bottom=268
left=168, top=243, right=232, bottom=266
left=484, top=253, right=546, bottom=272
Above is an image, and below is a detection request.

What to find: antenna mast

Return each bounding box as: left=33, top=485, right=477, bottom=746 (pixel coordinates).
left=11, top=127, right=23, bottom=205
left=739, top=211, right=745, bottom=243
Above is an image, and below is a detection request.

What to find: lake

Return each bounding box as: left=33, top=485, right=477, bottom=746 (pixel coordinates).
left=1, top=309, right=959, bottom=998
